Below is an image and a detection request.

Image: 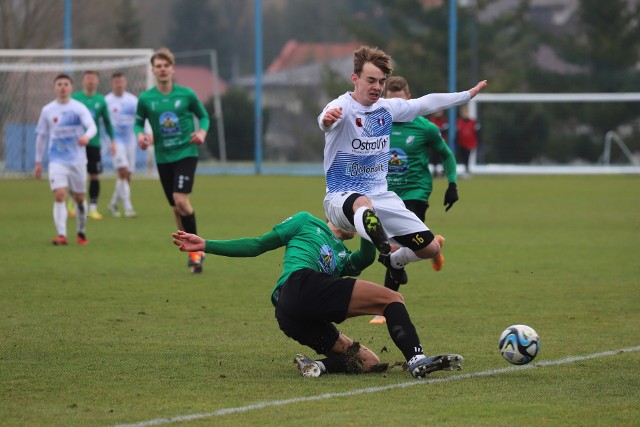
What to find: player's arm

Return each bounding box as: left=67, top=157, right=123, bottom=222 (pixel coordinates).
left=189, top=93, right=210, bottom=144
left=172, top=229, right=283, bottom=257
left=431, top=128, right=457, bottom=185
left=134, top=101, right=152, bottom=149
left=101, top=99, right=115, bottom=140
left=343, top=238, right=377, bottom=276
left=34, top=132, right=47, bottom=179
left=406, top=80, right=488, bottom=118
left=79, top=106, right=98, bottom=144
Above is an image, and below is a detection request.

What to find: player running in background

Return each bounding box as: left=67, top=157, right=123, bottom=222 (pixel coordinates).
left=72, top=70, right=115, bottom=220
left=106, top=72, right=140, bottom=218
left=318, top=45, right=486, bottom=287
left=34, top=74, right=97, bottom=245
left=135, top=47, right=210, bottom=273
left=370, top=76, right=460, bottom=325
left=172, top=211, right=464, bottom=378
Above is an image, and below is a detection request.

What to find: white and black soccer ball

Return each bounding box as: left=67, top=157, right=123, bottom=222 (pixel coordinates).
left=498, top=324, right=539, bottom=365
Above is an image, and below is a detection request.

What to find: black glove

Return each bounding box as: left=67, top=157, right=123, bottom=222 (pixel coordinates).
left=444, top=182, right=458, bottom=212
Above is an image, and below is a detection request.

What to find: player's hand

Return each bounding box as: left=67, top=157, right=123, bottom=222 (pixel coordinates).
left=78, top=135, right=90, bottom=146
left=34, top=163, right=42, bottom=179
left=110, top=141, right=117, bottom=156
left=444, top=182, right=459, bottom=212
left=468, top=80, right=488, bottom=98
left=172, top=230, right=206, bottom=252
left=138, top=133, right=152, bottom=150
left=190, top=129, right=206, bottom=145
left=322, top=107, right=342, bottom=128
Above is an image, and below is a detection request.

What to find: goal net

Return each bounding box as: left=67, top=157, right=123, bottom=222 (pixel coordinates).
left=0, top=49, right=153, bottom=175
left=466, top=93, right=640, bottom=174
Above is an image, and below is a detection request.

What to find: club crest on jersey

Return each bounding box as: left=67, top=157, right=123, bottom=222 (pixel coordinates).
left=317, top=244, right=336, bottom=274
left=53, top=117, right=59, bottom=124
left=355, top=118, right=363, bottom=127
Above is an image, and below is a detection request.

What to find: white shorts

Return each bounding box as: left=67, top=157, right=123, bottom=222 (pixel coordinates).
left=48, top=162, right=87, bottom=193
left=323, top=191, right=428, bottom=243
left=112, top=143, right=137, bottom=173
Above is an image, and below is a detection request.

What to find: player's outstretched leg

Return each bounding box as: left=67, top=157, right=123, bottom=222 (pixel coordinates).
left=431, top=235, right=445, bottom=272
left=293, top=354, right=325, bottom=378
left=360, top=209, right=390, bottom=255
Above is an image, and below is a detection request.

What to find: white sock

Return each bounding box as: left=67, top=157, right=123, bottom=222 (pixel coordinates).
left=76, top=200, right=87, bottom=234
left=110, top=183, right=119, bottom=208
left=89, top=202, right=97, bottom=212
left=391, top=247, right=422, bottom=268
left=353, top=205, right=373, bottom=243
left=53, top=201, right=67, bottom=236
left=119, top=178, right=133, bottom=211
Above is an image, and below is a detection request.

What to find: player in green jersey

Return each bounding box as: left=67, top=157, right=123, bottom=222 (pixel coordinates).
left=370, top=76, right=460, bottom=324
left=72, top=70, right=116, bottom=220
left=171, top=211, right=464, bottom=378
left=135, top=48, right=210, bottom=273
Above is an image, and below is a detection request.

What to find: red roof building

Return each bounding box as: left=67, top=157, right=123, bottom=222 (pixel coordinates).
left=174, top=65, right=227, bottom=102
left=266, top=40, right=361, bottom=74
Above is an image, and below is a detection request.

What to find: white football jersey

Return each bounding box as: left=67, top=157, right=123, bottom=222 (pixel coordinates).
left=106, top=91, right=138, bottom=145
left=318, top=91, right=468, bottom=195
left=35, top=99, right=95, bottom=165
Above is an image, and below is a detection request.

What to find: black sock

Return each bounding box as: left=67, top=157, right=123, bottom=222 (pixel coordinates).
left=89, top=180, right=100, bottom=204
left=318, top=354, right=347, bottom=374
left=384, top=302, right=423, bottom=361
left=180, top=211, right=197, bottom=234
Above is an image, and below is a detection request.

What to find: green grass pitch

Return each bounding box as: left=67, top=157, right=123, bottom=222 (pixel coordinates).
left=1, top=174, right=639, bottom=426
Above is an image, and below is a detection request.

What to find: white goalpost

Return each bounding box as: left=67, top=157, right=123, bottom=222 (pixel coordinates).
left=467, top=92, right=640, bottom=175
left=0, top=49, right=154, bottom=175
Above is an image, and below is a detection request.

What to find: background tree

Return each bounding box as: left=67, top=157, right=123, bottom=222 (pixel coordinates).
left=113, top=0, right=142, bottom=48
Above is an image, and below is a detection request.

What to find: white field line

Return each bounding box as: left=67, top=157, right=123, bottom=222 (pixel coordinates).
left=113, top=346, right=640, bottom=427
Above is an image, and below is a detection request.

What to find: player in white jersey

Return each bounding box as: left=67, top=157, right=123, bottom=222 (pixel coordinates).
left=34, top=74, right=97, bottom=246
left=106, top=72, right=139, bottom=218
left=318, top=46, right=487, bottom=282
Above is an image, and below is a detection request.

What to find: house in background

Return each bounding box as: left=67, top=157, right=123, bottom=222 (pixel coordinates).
left=174, top=65, right=228, bottom=103
left=235, top=40, right=360, bottom=161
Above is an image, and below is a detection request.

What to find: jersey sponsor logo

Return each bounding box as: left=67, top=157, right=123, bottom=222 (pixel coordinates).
left=388, top=148, right=409, bottom=174
left=351, top=137, right=387, bottom=152
left=347, top=161, right=386, bottom=177
left=159, top=111, right=180, bottom=136
left=317, top=244, right=336, bottom=274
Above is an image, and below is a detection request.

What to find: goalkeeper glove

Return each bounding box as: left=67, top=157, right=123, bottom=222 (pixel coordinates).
left=444, top=182, right=459, bottom=212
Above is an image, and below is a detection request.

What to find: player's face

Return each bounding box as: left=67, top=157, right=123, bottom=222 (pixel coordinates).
left=152, top=59, right=174, bottom=84
left=351, top=62, right=386, bottom=106
left=54, top=78, right=72, bottom=100
left=385, top=89, right=410, bottom=101
left=111, top=76, right=127, bottom=95
left=82, top=73, right=99, bottom=94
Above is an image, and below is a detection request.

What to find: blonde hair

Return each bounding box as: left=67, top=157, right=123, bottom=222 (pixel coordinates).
left=353, top=46, right=393, bottom=76
left=383, top=76, right=409, bottom=97
left=151, top=47, right=175, bottom=66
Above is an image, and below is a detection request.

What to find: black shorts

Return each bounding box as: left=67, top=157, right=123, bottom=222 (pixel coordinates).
left=275, top=268, right=356, bottom=355
left=403, top=199, right=429, bottom=222
left=156, top=156, right=198, bottom=206
left=86, top=146, right=102, bottom=175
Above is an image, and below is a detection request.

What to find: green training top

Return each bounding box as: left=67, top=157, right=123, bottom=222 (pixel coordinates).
left=386, top=116, right=457, bottom=203
left=71, top=91, right=114, bottom=148
left=134, top=84, right=210, bottom=164
left=203, top=212, right=376, bottom=306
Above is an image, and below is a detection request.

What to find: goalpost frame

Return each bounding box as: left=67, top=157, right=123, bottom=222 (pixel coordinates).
left=465, top=92, right=640, bottom=174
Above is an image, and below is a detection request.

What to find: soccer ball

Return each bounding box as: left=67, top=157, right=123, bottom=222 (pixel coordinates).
left=498, top=324, right=539, bottom=365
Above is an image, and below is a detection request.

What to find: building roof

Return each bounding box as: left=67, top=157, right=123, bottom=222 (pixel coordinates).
left=174, top=65, right=227, bottom=102
left=266, top=40, right=361, bottom=74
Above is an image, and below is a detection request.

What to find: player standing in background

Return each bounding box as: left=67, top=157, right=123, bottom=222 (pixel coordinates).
left=72, top=70, right=115, bottom=220
left=456, top=105, right=481, bottom=176
left=106, top=72, right=139, bottom=218
left=34, top=74, right=97, bottom=245
left=134, top=48, right=210, bottom=273
left=428, top=110, right=449, bottom=176
left=318, top=45, right=486, bottom=287
left=370, top=76, right=460, bottom=325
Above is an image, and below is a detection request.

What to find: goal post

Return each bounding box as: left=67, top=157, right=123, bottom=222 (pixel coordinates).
left=465, top=92, right=640, bottom=174
left=0, top=49, right=154, bottom=175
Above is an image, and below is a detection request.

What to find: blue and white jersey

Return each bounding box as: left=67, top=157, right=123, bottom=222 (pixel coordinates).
left=319, top=91, right=470, bottom=195
left=319, top=93, right=427, bottom=195
left=106, top=91, right=138, bottom=145
left=36, top=99, right=95, bottom=165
